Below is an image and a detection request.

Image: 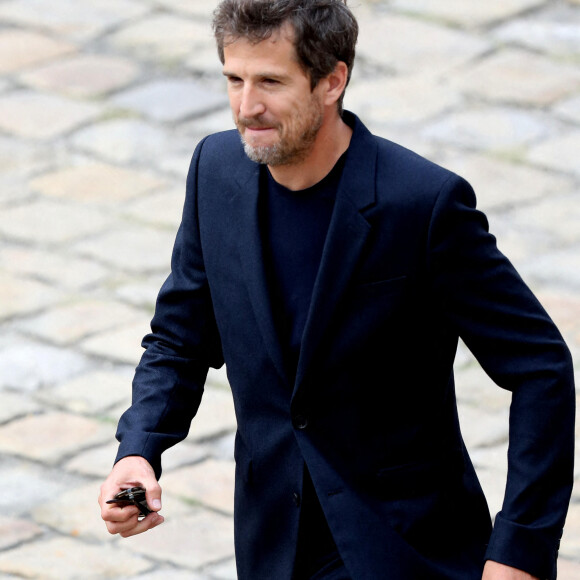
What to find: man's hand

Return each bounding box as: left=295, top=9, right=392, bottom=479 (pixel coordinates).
left=98, top=456, right=164, bottom=537
left=482, top=560, right=540, bottom=580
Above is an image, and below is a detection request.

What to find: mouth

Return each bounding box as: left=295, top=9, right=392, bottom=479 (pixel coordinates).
left=242, top=125, right=277, bottom=142
left=242, top=124, right=275, bottom=132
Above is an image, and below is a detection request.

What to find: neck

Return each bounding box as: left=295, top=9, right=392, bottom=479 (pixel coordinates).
left=268, top=110, right=353, bottom=191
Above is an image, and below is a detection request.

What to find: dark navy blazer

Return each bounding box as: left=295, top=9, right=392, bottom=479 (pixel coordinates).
left=116, top=112, right=575, bottom=580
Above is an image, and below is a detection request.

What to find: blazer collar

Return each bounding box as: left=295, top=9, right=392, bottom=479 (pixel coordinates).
left=229, top=112, right=378, bottom=388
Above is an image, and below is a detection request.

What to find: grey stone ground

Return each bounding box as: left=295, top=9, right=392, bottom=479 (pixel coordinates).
left=0, top=0, right=578, bottom=578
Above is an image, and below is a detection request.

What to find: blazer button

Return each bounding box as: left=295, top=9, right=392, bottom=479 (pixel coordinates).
left=293, top=492, right=301, bottom=507
left=293, top=414, right=309, bottom=430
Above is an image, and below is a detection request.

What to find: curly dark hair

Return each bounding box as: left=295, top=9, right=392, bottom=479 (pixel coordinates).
left=212, top=0, right=358, bottom=112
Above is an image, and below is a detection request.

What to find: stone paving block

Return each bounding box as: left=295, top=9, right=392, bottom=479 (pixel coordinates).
left=558, top=558, right=580, bottom=580
left=21, top=54, right=140, bottom=98
left=206, top=366, right=230, bottom=389
left=109, top=15, right=212, bottom=62
left=356, top=13, right=490, bottom=75
left=344, top=76, right=461, bottom=125
left=119, top=570, right=206, bottom=580
left=33, top=481, right=113, bottom=541
left=389, top=0, right=545, bottom=27
left=451, top=49, right=580, bottom=107
left=434, top=152, right=575, bottom=212
left=0, top=135, right=54, bottom=185
left=0, top=247, right=108, bottom=291
left=0, top=0, right=150, bottom=42
left=0, top=391, right=41, bottom=424
left=163, top=459, right=235, bottom=515
left=535, top=292, right=580, bottom=338
left=476, top=212, right=556, bottom=269
left=0, top=91, right=102, bottom=140
left=455, top=363, right=513, bottom=412
left=163, top=441, right=211, bottom=472
left=560, top=501, right=580, bottom=560
left=31, top=162, right=166, bottom=205
left=124, top=188, right=185, bottom=229
left=0, top=199, right=111, bottom=244
left=79, top=320, right=152, bottom=365
left=0, top=339, right=90, bottom=391
left=188, top=386, right=237, bottom=442
left=181, top=108, right=234, bottom=140
left=205, top=559, right=237, bottom=580
left=422, top=107, right=548, bottom=152
left=0, top=516, right=43, bottom=551
left=475, top=464, right=508, bottom=519
left=72, top=438, right=211, bottom=483
left=122, top=508, right=234, bottom=570
left=73, top=225, right=176, bottom=273
left=208, top=431, right=235, bottom=463
left=186, top=43, right=225, bottom=76
left=0, top=458, right=80, bottom=517
left=519, top=248, right=580, bottom=292
left=71, top=118, right=187, bottom=166
left=527, top=131, right=580, bottom=177
left=65, top=441, right=124, bottom=478
left=555, top=94, right=580, bottom=124
left=0, top=536, right=153, bottom=579
left=157, top=147, right=200, bottom=177
left=0, top=274, right=61, bottom=322
left=510, top=194, right=580, bottom=245
left=115, top=273, right=168, bottom=308
left=0, top=412, right=113, bottom=463
left=465, top=447, right=508, bottom=519
left=457, top=404, right=509, bottom=449
left=0, top=29, right=75, bottom=74
left=493, top=9, right=580, bottom=59
left=112, top=79, right=228, bottom=123
left=469, top=445, right=508, bottom=475
left=35, top=369, right=133, bottom=415
left=152, top=0, right=219, bottom=19
left=15, top=299, right=143, bottom=346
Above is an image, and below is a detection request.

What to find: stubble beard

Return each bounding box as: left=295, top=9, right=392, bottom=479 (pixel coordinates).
left=237, top=100, right=324, bottom=167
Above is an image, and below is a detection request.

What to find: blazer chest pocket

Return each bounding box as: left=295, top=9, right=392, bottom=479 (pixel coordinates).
left=352, top=275, right=407, bottom=300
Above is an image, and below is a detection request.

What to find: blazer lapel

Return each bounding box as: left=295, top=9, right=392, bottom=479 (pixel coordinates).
left=230, top=155, right=291, bottom=385
left=294, top=115, right=378, bottom=392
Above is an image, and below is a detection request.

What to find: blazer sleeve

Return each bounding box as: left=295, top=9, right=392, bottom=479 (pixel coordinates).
left=115, top=136, right=224, bottom=479
left=426, top=174, right=575, bottom=580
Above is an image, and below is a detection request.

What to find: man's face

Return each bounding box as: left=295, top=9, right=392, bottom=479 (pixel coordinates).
left=223, top=24, right=325, bottom=166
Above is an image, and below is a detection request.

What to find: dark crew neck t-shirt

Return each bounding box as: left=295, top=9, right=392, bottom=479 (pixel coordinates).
left=260, top=154, right=347, bottom=579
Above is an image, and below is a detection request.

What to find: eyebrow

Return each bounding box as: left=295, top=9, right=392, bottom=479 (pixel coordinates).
left=222, top=70, right=290, bottom=82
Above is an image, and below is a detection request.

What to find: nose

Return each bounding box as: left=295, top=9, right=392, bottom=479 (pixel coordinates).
left=239, top=84, right=266, bottom=119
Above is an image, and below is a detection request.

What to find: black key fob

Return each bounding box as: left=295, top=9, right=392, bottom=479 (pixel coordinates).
left=106, top=486, right=152, bottom=517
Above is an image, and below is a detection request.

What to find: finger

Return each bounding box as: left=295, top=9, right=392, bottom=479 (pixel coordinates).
left=105, top=508, right=164, bottom=536
left=101, top=504, right=139, bottom=524
left=119, top=512, right=165, bottom=538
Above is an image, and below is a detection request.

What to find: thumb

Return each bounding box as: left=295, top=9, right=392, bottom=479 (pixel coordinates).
left=144, top=481, right=162, bottom=512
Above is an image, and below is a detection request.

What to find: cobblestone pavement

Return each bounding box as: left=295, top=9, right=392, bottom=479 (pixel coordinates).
left=0, top=0, right=578, bottom=578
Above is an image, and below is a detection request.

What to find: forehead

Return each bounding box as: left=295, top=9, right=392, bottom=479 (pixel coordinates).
left=223, top=23, right=304, bottom=75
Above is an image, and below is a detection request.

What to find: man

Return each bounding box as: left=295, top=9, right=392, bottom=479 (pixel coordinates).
left=99, top=1, right=575, bottom=579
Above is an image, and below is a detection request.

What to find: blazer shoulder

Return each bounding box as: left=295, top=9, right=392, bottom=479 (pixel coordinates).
left=371, top=134, right=467, bottom=209
left=198, top=129, right=244, bottom=161
left=375, top=135, right=456, bottom=185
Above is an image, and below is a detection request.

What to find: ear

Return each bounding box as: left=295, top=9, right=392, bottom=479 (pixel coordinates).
left=321, top=61, right=349, bottom=107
